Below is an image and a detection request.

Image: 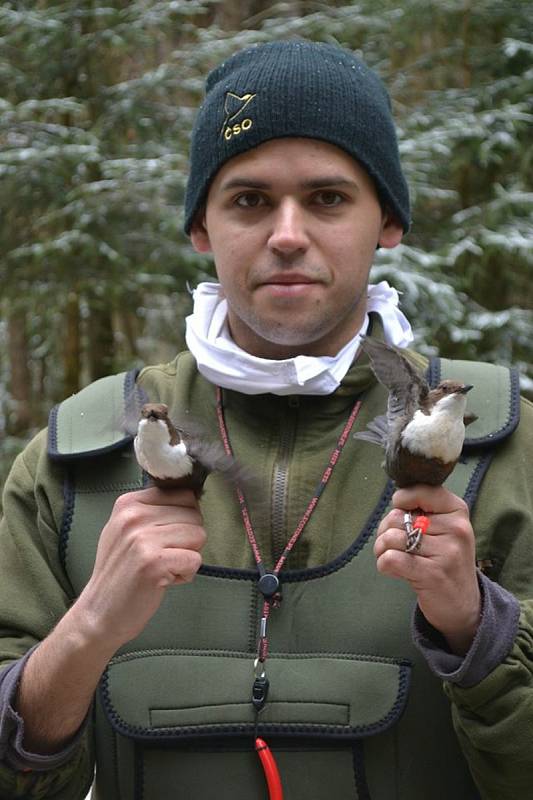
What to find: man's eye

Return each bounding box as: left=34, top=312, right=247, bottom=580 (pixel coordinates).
left=315, top=190, right=343, bottom=207
left=235, top=192, right=265, bottom=208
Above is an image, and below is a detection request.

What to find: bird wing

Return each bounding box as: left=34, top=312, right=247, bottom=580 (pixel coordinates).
left=185, top=436, right=242, bottom=479
left=353, top=414, right=389, bottom=448
left=360, top=337, right=429, bottom=428
left=122, top=384, right=150, bottom=436
left=172, top=414, right=256, bottom=489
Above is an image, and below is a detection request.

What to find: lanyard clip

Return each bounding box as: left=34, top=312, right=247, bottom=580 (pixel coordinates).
left=253, top=657, right=269, bottom=712
left=252, top=672, right=270, bottom=712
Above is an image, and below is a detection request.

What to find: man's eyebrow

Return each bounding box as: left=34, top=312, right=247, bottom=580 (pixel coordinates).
left=220, top=178, right=271, bottom=192
left=219, top=176, right=359, bottom=192
left=300, top=176, right=360, bottom=191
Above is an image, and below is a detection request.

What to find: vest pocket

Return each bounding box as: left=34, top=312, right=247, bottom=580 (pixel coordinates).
left=99, top=650, right=410, bottom=798
left=100, top=650, right=411, bottom=740
left=131, top=739, right=371, bottom=799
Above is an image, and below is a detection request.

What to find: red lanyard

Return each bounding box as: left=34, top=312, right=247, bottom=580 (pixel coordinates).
left=216, top=388, right=362, bottom=799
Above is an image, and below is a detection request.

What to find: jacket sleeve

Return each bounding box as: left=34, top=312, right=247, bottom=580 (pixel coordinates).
left=444, top=602, right=533, bottom=798
left=0, top=430, right=94, bottom=799
left=443, top=396, right=533, bottom=799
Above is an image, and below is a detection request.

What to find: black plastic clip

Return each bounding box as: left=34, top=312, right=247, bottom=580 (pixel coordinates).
left=252, top=674, right=270, bottom=712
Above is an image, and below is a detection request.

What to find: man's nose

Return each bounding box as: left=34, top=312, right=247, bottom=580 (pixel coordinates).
left=267, top=199, right=310, bottom=255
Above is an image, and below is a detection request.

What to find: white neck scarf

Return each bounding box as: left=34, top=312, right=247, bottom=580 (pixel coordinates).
left=185, top=281, right=413, bottom=396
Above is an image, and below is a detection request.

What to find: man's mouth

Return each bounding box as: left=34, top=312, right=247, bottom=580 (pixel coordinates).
left=256, top=274, right=321, bottom=298
left=259, top=273, right=318, bottom=286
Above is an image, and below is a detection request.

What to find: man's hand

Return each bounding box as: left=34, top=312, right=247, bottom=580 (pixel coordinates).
left=75, top=486, right=206, bottom=649
left=17, top=486, right=206, bottom=754
left=374, top=485, right=481, bottom=655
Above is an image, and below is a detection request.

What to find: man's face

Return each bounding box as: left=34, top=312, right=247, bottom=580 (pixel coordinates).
left=191, top=138, right=403, bottom=359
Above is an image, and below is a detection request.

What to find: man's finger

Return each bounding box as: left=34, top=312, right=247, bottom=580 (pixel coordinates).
left=124, top=486, right=199, bottom=508
left=159, top=548, right=203, bottom=586
left=374, top=527, right=436, bottom=558
left=376, top=547, right=435, bottom=582
left=392, top=485, right=468, bottom=515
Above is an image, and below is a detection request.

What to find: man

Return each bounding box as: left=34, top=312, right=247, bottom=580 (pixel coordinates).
left=0, top=39, right=532, bottom=800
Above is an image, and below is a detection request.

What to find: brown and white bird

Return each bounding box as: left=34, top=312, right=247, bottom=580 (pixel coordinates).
left=355, top=338, right=476, bottom=487
left=133, top=403, right=244, bottom=494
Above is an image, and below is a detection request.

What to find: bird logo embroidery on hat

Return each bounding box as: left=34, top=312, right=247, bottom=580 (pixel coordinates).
left=221, top=91, right=256, bottom=141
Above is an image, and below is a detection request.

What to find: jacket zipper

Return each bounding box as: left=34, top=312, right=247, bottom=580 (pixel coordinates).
left=271, top=396, right=300, bottom=563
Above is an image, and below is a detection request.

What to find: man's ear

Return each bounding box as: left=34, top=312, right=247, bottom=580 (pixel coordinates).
left=190, top=211, right=212, bottom=254
left=378, top=211, right=404, bottom=249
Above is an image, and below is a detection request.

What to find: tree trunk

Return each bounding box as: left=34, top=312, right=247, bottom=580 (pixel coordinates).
left=64, top=292, right=81, bottom=396
left=117, top=308, right=140, bottom=361
left=87, top=293, right=115, bottom=381
left=213, top=0, right=268, bottom=29
left=7, top=309, right=33, bottom=435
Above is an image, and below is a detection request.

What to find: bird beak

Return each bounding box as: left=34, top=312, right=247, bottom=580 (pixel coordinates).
left=459, top=384, right=474, bottom=394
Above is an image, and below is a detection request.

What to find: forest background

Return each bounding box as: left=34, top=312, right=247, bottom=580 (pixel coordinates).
left=1, top=0, right=532, bottom=495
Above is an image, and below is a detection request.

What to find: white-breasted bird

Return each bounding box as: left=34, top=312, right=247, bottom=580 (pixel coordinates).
left=134, top=403, right=244, bottom=493
left=355, top=337, right=476, bottom=487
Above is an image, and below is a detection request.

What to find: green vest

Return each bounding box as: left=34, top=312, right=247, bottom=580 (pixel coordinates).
left=48, top=356, right=520, bottom=799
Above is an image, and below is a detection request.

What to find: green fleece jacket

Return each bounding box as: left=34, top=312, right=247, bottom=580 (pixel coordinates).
left=0, top=350, right=532, bottom=799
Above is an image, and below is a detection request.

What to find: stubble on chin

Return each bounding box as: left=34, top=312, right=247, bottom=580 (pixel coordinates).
left=225, top=291, right=367, bottom=359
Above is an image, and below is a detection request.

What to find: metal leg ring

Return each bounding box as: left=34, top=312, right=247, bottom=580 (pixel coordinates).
left=404, top=512, right=422, bottom=553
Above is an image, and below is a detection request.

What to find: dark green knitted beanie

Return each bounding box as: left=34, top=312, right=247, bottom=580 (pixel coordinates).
left=184, top=39, right=410, bottom=233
